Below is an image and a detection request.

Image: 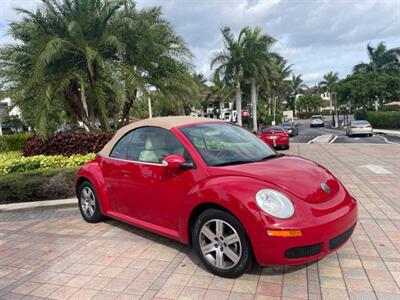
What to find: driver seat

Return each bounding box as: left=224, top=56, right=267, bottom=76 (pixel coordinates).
left=139, top=135, right=167, bottom=163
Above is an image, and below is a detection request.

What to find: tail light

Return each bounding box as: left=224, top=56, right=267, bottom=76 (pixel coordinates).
left=366, top=125, right=372, bottom=128
left=350, top=125, right=357, bottom=128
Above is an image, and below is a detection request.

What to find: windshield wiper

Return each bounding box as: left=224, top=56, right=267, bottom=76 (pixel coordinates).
left=212, top=160, right=253, bottom=167
left=257, top=153, right=282, bottom=161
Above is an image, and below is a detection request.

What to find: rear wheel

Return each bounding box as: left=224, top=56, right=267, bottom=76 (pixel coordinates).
left=192, top=209, right=252, bottom=278
left=78, top=181, right=104, bottom=223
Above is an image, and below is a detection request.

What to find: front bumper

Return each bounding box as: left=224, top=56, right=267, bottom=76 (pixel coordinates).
left=252, top=192, right=357, bottom=266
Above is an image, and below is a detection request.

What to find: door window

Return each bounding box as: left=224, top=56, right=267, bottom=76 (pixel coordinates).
left=110, top=131, right=135, bottom=159
left=111, top=127, right=191, bottom=164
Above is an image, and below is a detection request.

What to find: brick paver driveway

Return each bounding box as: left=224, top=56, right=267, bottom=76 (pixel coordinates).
left=1, top=144, right=400, bottom=300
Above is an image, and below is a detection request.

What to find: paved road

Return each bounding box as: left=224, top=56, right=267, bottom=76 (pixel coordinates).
left=290, top=119, right=400, bottom=145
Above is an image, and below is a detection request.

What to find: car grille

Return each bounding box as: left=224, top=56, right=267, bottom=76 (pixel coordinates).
left=329, top=224, right=356, bottom=251
left=285, top=243, right=323, bottom=259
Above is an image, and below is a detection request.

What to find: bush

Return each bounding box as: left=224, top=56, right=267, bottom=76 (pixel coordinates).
left=0, top=151, right=95, bottom=174
left=354, top=111, right=400, bottom=129
left=0, top=133, right=32, bottom=152
left=23, top=131, right=114, bottom=156
left=0, top=168, right=78, bottom=204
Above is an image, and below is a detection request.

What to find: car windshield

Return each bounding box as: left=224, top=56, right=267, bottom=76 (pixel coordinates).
left=312, top=116, right=322, bottom=119
left=282, top=123, right=292, bottom=128
left=352, top=120, right=370, bottom=125
left=261, top=126, right=284, bottom=133
left=180, top=123, right=278, bottom=166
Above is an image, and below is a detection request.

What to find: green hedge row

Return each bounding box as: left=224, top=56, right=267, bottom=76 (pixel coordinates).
left=354, top=111, right=400, bottom=129
left=0, top=152, right=95, bottom=174
left=0, top=133, right=32, bottom=152
left=0, top=168, right=78, bottom=204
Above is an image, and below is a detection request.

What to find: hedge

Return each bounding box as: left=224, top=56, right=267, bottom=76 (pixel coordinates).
left=0, top=133, right=32, bottom=152
left=0, top=151, right=95, bottom=174
left=0, top=167, right=78, bottom=204
left=23, top=131, right=114, bottom=156
left=354, top=110, right=400, bottom=129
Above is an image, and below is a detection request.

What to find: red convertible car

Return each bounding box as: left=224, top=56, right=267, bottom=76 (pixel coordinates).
left=75, top=116, right=357, bottom=278
left=257, top=126, right=290, bottom=150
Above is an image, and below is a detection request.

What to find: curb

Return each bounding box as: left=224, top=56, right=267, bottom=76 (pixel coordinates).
left=0, top=198, right=76, bottom=212
left=374, top=130, right=400, bottom=137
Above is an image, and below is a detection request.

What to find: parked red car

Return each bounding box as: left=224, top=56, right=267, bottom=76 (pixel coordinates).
left=75, top=117, right=357, bottom=278
left=258, top=126, right=290, bottom=150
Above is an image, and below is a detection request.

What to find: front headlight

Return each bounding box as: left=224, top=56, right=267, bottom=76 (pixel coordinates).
left=255, top=189, right=294, bottom=219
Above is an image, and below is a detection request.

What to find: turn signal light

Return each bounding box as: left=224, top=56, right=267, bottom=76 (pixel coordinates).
left=267, top=230, right=302, bottom=237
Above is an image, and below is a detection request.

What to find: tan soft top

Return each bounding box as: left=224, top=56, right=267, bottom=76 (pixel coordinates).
left=99, top=116, right=223, bottom=157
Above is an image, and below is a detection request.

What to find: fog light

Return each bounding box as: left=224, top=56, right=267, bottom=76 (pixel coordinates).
left=267, top=230, right=302, bottom=237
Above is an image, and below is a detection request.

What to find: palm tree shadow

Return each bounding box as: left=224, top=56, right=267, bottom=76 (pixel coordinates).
left=102, top=218, right=311, bottom=277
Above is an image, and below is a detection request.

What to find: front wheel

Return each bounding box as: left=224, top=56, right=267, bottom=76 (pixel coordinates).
left=192, top=209, right=252, bottom=278
left=78, top=181, right=104, bottom=223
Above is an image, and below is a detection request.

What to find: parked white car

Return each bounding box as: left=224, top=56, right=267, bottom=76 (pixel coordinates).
left=310, top=115, right=324, bottom=127
left=346, top=120, right=373, bottom=137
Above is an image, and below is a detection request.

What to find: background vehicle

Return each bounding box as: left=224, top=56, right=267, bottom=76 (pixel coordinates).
left=282, top=122, right=298, bottom=136
left=346, top=120, right=373, bottom=137
left=258, top=126, right=289, bottom=149
left=310, top=115, right=324, bottom=127
left=75, top=116, right=357, bottom=278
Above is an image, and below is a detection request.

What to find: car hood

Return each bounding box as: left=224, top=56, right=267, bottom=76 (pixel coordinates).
left=208, top=155, right=340, bottom=203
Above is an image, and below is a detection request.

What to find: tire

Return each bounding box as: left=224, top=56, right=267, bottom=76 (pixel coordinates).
left=368, top=134, right=373, bottom=137
left=192, top=209, right=252, bottom=278
left=78, top=181, right=104, bottom=223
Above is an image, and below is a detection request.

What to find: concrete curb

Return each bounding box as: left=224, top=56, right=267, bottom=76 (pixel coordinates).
left=0, top=198, right=76, bottom=212
left=374, top=129, right=400, bottom=136
left=307, top=134, right=335, bottom=144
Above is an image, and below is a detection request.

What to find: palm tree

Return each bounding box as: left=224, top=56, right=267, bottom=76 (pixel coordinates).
left=118, top=4, right=193, bottom=125
left=319, top=72, right=339, bottom=127
left=0, top=0, right=193, bottom=135
left=269, top=57, right=292, bottom=124
left=290, top=74, right=307, bottom=115
left=354, top=42, right=400, bottom=74
left=242, top=27, right=277, bottom=131
left=211, top=27, right=247, bottom=126
left=208, top=75, right=234, bottom=119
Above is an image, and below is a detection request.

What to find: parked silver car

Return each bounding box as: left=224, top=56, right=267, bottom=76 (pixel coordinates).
left=346, top=120, right=373, bottom=137
left=310, top=115, right=324, bottom=127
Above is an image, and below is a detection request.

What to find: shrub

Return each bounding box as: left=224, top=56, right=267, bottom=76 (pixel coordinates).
left=0, top=168, right=77, bottom=204
left=0, top=152, right=95, bottom=174
left=23, top=131, right=114, bottom=156
left=354, top=111, right=400, bottom=129
left=0, top=133, right=32, bottom=152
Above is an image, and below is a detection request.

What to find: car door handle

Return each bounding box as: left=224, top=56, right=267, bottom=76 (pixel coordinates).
left=120, top=170, right=131, bottom=177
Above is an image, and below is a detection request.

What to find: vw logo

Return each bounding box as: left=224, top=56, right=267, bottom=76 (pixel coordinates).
left=321, top=182, right=331, bottom=193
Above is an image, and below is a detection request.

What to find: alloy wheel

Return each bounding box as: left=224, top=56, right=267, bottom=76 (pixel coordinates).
left=80, top=186, right=96, bottom=218
left=199, top=219, right=242, bottom=269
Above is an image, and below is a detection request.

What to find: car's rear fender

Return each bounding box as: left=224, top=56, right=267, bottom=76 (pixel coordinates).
left=75, top=157, right=110, bottom=214
left=178, top=175, right=272, bottom=247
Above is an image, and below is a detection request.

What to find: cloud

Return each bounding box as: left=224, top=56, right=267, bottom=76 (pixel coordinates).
left=1, top=0, right=399, bottom=86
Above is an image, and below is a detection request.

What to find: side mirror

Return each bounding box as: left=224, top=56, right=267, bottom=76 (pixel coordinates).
left=162, top=154, right=193, bottom=169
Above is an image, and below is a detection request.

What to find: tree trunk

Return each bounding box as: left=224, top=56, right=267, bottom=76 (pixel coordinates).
left=64, top=81, right=94, bottom=131
left=250, top=78, right=257, bottom=132
left=219, top=100, right=224, bottom=119
left=235, top=83, right=242, bottom=126
left=80, top=83, right=90, bottom=132
left=122, top=89, right=138, bottom=126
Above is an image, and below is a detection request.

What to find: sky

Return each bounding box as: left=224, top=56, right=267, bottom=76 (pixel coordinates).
left=0, top=0, right=399, bottom=86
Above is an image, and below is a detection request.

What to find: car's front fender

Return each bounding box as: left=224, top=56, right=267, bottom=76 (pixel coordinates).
left=75, top=158, right=110, bottom=214
left=178, top=175, right=274, bottom=248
